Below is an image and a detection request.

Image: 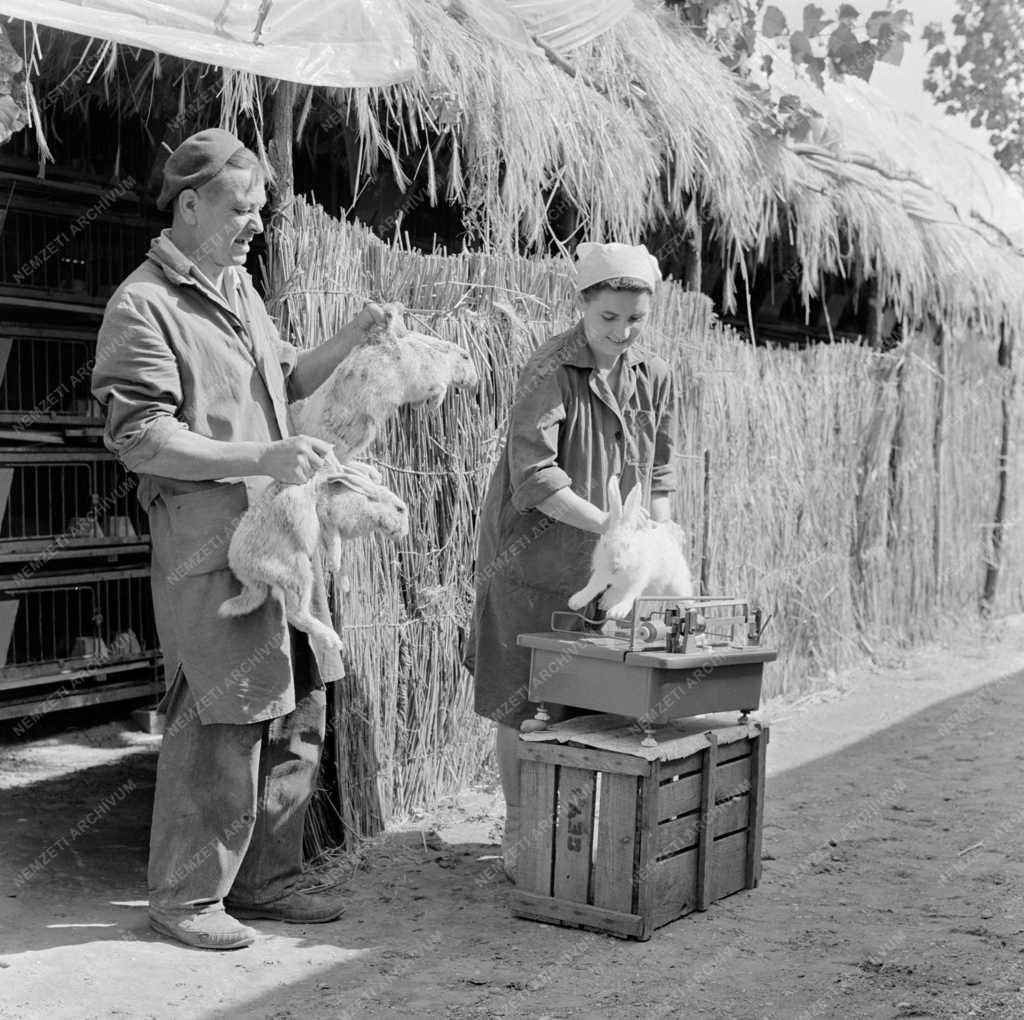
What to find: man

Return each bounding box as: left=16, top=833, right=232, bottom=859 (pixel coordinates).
left=92, top=128, right=382, bottom=950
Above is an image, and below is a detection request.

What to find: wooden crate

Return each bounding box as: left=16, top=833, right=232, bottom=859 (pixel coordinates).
left=513, top=714, right=767, bottom=940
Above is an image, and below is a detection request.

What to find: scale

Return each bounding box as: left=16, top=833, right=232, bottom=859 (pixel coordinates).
left=516, top=595, right=777, bottom=746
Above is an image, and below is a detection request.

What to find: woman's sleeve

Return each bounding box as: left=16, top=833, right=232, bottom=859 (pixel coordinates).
left=91, top=296, right=189, bottom=473
left=507, top=358, right=573, bottom=511
left=651, top=368, right=678, bottom=494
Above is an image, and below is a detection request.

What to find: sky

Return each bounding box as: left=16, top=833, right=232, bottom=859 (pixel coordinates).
left=770, top=0, right=996, bottom=159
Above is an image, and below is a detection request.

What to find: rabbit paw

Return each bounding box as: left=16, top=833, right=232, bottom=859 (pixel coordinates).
left=600, top=595, right=636, bottom=619
left=567, top=590, right=588, bottom=611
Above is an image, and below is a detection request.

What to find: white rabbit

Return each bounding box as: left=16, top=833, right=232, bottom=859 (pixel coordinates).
left=568, top=478, right=695, bottom=619
left=290, top=304, right=480, bottom=462
left=218, top=460, right=409, bottom=650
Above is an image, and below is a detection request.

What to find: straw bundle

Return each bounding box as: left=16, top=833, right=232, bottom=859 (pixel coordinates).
left=271, top=197, right=1021, bottom=846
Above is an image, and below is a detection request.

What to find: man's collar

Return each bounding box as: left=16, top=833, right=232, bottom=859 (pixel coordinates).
left=147, top=229, right=199, bottom=285
left=147, top=229, right=238, bottom=304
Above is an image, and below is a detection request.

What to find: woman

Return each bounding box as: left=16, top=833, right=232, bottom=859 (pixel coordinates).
left=465, top=241, right=679, bottom=877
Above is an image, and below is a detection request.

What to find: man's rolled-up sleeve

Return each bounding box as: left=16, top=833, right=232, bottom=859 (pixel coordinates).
left=91, top=298, right=189, bottom=473
left=651, top=370, right=678, bottom=494
left=508, top=362, right=572, bottom=511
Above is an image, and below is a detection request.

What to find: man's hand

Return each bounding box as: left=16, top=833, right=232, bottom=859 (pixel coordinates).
left=259, top=435, right=335, bottom=484
left=290, top=301, right=395, bottom=401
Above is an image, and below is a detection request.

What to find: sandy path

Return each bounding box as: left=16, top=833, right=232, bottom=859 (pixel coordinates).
left=2, top=617, right=1023, bottom=1020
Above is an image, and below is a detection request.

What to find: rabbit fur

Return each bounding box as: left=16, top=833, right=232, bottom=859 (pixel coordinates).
left=218, top=461, right=409, bottom=650
left=568, top=478, right=695, bottom=619
left=290, top=304, right=480, bottom=462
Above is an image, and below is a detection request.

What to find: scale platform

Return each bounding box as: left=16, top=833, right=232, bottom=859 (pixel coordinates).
left=518, top=632, right=776, bottom=723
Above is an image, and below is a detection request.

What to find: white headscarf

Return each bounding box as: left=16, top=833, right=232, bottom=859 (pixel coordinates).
left=574, top=242, right=662, bottom=293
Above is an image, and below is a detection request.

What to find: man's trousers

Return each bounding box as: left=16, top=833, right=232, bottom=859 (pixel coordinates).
left=147, top=634, right=327, bottom=918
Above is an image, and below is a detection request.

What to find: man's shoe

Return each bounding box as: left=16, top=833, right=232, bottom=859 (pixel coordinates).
left=225, top=886, right=347, bottom=924
left=149, top=909, right=257, bottom=950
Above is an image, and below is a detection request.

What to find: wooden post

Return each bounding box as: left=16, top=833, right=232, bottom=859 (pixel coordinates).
left=699, top=448, right=711, bottom=596
left=981, top=325, right=1015, bottom=615
left=268, top=80, right=297, bottom=220
left=864, top=277, right=883, bottom=349
left=886, top=350, right=907, bottom=554
left=685, top=201, right=703, bottom=293
left=933, top=324, right=947, bottom=602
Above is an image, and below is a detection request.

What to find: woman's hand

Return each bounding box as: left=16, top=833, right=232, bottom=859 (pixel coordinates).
left=536, top=489, right=607, bottom=534
left=649, top=493, right=671, bottom=523
left=352, top=301, right=388, bottom=336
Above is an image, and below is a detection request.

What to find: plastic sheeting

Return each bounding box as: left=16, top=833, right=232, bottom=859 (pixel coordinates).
left=0, top=0, right=416, bottom=87
left=454, top=0, right=633, bottom=54
left=507, top=0, right=633, bottom=53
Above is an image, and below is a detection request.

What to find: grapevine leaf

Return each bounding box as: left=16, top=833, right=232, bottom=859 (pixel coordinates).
left=802, top=3, right=832, bottom=37
left=762, top=5, right=788, bottom=38
left=790, top=29, right=815, bottom=64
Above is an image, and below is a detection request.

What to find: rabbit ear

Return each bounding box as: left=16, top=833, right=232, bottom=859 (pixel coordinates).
left=622, top=483, right=643, bottom=520
left=606, top=477, right=623, bottom=524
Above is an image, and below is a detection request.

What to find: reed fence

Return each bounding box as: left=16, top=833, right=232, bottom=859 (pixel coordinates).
left=268, top=198, right=1021, bottom=845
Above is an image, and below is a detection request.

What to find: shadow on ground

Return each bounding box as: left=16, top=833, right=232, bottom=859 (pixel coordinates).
left=2, top=671, right=1022, bottom=1019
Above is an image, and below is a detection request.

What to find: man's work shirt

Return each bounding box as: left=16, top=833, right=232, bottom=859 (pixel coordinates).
left=92, top=231, right=343, bottom=724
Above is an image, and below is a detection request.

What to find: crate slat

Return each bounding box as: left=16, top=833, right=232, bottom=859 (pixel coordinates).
left=709, top=830, right=751, bottom=901
left=716, top=755, right=753, bottom=799
left=553, top=765, right=596, bottom=903
left=592, top=772, right=638, bottom=915
left=634, top=756, right=660, bottom=935
left=696, top=738, right=718, bottom=911
left=652, top=845, right=699, bottom=929
left=518, top=740, right=653, bottom=777
left=746, top=729, right=769, bottom=888
left=518, top=759, right=557, bottom=896
left=658, top=771, right=703, bottom=820
left=513, top=890, right=646, bottom=940
left=715, top=738, right=753, bottom=765
left=658, top=791, right=752, bottom=856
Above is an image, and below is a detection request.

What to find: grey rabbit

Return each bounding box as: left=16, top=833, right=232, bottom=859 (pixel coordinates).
left=290, top=304, right=480, bottom=461
left=218, top=461, right=408, bottom=650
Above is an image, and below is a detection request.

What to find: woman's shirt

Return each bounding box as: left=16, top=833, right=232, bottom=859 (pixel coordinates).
left=475, top=319, right=677, bottom=606
left=466, top=320, right=678, bottom=715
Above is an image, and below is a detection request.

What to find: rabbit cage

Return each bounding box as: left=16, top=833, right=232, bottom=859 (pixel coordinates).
left=0, top=171, right=163, bottom=722
left=0, top=172, right=154, bottom=307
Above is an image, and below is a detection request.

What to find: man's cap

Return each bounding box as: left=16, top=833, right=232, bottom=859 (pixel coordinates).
left=156, top=128, right=248, bottom=212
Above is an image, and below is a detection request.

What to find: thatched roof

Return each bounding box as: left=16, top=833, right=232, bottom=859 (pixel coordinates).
left=750, top=38, right=1024, bottom=338
left=343, top=1, right=765, bottom=253
left=13, top=2, right=1024, bottom=340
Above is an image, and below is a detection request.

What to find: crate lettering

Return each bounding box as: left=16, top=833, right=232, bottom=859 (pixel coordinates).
left=566, top=787, right=588, bottom=851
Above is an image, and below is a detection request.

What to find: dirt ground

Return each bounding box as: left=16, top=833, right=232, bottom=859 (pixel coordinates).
left=3, top=618, right=1024, bottom=1020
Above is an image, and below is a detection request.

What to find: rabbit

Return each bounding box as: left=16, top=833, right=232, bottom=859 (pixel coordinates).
left=290, top=304, right=480, bottom=462
left=218, top=459, right=409, bottom=650
left=568, top=478, right=695, bottom=620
